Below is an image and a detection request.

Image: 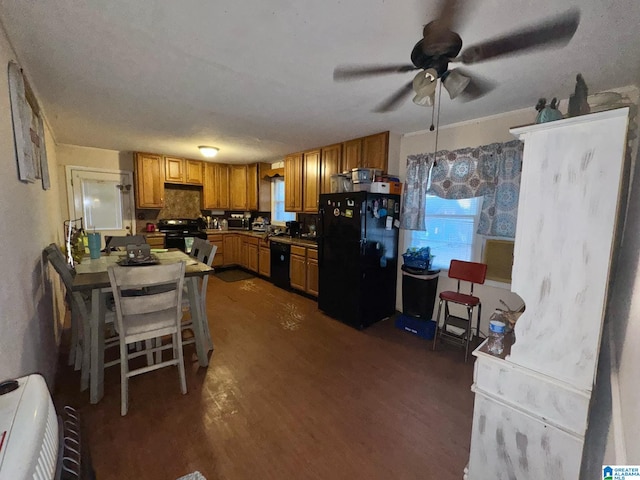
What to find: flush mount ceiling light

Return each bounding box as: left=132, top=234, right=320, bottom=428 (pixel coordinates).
left=198, top=146, right=219, bottom=158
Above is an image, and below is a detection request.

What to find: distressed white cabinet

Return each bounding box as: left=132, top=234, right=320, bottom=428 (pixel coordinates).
left=467, top=108, right=630, bottom=479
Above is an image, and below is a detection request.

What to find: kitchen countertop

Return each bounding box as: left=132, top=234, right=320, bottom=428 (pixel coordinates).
left=204, top=229, right=318, bottom=249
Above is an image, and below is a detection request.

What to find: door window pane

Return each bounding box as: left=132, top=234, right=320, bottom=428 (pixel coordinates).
left=81, top=179, right=124, bottom=230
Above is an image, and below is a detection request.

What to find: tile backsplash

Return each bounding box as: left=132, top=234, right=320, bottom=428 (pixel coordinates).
left=135, top=185, right=202, bottom=229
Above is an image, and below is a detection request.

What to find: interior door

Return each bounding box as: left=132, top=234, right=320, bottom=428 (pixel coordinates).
left=67, top=167, right=135, bottom=246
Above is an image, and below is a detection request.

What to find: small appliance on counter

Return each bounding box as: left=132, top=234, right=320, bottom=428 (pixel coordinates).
left=227, top=213, right=250, bottom=230
left=285, top=220, right=301, bottom=238
left=252, top=217, right=270, bottom=232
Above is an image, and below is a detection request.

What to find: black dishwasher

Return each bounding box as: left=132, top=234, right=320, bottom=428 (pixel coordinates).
left=270, top=241, right=291, bottom=289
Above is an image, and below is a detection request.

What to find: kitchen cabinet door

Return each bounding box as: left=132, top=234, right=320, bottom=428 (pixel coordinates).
left=306, top=250, right=318, bottom=296
left=284, top=153, right=303, bottom=212
left=230, top=165, right=248, bottom=210
left=134, top=152, right=165, bottom=208
left=207, top=234, right=224, bottom=267
left=259, top=246, right=270, bottom=277
left=320, top=143, right=342, bottom=194
left=290, top=245, right=307, bottom=291
left=342, top=138, right=362, bottom=173
left=185, top=159, right=203, bottom=185
left=215, top=164, right=230, bottom=210
left=247, top=243, right=259, bottom=272
left=204, top=163, right=231, bottom=210
left=223, top=234, right=236, bottom=265
left=361, top=131, right=389, bottom=171
left=303, top=149, right=320, bottom=213
left=247, top=164, right=259, bottom=211
left=165, top=156, right=184, bottom=183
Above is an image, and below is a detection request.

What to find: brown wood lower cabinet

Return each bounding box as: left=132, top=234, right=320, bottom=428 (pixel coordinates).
left=290, top=245, right=318, bottom=297
left=306, top=249, right=319, bottom=296
left=259, top=246, right=270, bottom=277
left=222, top=234, right=241, bottom=266
left=244, top=237, right=259, bottom=273
left=145, top=235, right=165, bottom=249
left=207, top=234, right=224, bottom=267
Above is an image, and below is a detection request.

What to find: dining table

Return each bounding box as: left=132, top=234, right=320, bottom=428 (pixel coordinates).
left=72, top=249, right=214, bottom=404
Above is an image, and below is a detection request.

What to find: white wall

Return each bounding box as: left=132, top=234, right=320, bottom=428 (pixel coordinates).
left=392, top=108, right=535, bottom=334
left=0, top=24, right=64, bottom=387
left=55, top=144, right=133, bottom=220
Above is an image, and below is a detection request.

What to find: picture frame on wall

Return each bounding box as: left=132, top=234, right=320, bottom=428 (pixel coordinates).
left=7, top=60, right=50, bottom=190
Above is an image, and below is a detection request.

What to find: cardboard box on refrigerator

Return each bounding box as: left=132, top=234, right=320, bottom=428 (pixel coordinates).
left=371, top=181, right=402, bottom=194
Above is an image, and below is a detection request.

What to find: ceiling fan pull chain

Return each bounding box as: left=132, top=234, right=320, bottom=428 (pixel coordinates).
left=432, top=82, right=443, bottom=167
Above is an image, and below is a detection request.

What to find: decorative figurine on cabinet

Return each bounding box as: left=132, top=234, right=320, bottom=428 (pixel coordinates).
left=535, top=97, right=563, bottom=124
left=568, top=73, right=591, bottom=117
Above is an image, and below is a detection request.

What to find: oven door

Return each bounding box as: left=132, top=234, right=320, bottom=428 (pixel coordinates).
left=164, top=234, right=186, bottom=252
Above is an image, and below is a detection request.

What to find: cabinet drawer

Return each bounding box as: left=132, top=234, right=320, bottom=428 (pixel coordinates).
left=207, top=234, right=222, bottom=243
left=291, top=245, right=306, bottom=257
left=307, top=248, right=318, bottom=260
left=245, top=236, right=259, bottom=246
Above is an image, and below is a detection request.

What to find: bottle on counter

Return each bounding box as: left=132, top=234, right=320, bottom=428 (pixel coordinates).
left=487, top=320, right=506, bottom=356
left=220, top=218, right=228, bottom=231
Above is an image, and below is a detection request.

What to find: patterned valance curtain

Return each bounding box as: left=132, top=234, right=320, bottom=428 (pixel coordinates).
left=401, top=140, right=523, bottom=237
left=400, top=153, right=435, bottom=230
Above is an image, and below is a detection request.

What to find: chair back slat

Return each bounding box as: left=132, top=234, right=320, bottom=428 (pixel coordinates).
left=448, top=260, right=487, bottom=295
left=189, top=238, right=216, bottom=267
left=44, top=243, right=75, bottom=290
left=108, top=262, right=185, bottom=327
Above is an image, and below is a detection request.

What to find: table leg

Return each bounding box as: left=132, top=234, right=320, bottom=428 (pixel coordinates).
left=90, top=288, right=107, bottom=404
left=186, top=277, right=209, bottom=367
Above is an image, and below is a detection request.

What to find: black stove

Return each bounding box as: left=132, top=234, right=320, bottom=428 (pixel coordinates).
left=157, top=218, right=207, bottom=253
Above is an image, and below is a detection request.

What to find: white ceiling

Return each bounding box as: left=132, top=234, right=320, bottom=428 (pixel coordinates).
left=0, top=0, right=639, bottom=163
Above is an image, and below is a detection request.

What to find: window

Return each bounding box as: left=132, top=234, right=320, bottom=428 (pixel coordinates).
left=407, top=195, right=481, bottom=270
left=271, top=178, right=295, bottom=225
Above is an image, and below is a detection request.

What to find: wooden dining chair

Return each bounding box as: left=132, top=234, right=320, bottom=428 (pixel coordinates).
left=45, top=244, right=119, bottom=391
left=182, top=238, right=217, bottom=351
left=107, top=261, right=187, bottom=415
left=432, top=259, right=487, bottom=362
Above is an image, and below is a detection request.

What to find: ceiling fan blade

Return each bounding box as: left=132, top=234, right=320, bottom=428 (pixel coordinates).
left=460, top=8, right=580, bottom=64
left=333, top=64, right=418, bottom=81
left=433, top=0, right=465, bottom=31
left=454, top=68, right=496, bottom=102
left=373, top=81, right=414, bottom=113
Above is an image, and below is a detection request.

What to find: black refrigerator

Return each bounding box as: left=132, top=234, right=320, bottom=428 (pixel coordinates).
left=318, top=192, right=400, bottom=329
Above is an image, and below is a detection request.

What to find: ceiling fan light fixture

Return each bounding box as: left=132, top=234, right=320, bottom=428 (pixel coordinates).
left=412, top=68, right=437, bottom=106
left=198, top=146, right=219, bottom=158
left=442, top=69, right=471, bottom=99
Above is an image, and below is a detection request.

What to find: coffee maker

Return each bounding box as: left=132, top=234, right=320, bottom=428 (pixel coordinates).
left=285, top=221, right=301, bottom=238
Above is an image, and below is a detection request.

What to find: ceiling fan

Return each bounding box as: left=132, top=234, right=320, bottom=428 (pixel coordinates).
left=333, top=1, right=580, bottom=112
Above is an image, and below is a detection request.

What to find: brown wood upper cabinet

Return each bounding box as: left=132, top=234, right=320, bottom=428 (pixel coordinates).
left=342, top=138, right=362, bottom=173
left=230, top=165, right=248, bottom=210
left=165, top=157, right=203, bottom=185
left=285, top=153, right=303, bottom=212
left=320, top=143, right=342, bottom=194
left=134, top=152, right=165, bottom=208
left=303, top=149, right=320, bottom=213
left=202, top=163, right=230, bottom=210
left=342, top=131, right=389, bottom=173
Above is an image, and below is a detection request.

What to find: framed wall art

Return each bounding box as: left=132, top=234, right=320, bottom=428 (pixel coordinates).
left=8, top=60, right=50, bottom=189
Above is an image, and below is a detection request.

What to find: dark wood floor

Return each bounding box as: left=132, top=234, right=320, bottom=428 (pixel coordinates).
left=54, top=273, right=475, bottom=480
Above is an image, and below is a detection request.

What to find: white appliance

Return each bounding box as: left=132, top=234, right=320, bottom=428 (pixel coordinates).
left=0, top=374, right=59, bottom=480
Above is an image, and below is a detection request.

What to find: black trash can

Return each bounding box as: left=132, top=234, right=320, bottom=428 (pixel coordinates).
left=401, top=265, right=440, bottom=320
